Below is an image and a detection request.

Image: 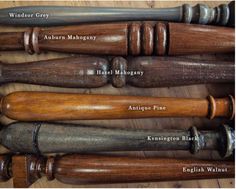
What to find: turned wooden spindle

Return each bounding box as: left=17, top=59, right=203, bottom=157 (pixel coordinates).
left=0, top=56, right=234, bottom=88
left=0, top=91, right=234, bottom=121
left=0, top=122, right=234, bottom=158
left=0, top=22, right=234, bottom=55
left=0, top=154, right=234, bottom=188
left=0, top=2, right=234, bottom=26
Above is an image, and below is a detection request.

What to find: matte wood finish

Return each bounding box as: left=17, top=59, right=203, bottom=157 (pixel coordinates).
left=0, top=154, right=234, bottom=187
left=0, top=91, right=234, bottom=121
left=0, top=1, right=234, bottom=26
left=0, top=122, right=234, bottom=158
left=0, top=56, right=234, bottom=88
left=0, top=1, right=234, bottom=188
left=0, top=22, right=234, bottom=55
left=0, top=57, right=109, bottom=88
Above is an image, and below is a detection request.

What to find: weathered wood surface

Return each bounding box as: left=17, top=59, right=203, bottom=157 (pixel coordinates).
left=0, top=56, right=234, bottom=88
left=0, top=2, right=234, bottom=26
left=0, top=0, right=234, bottom=188
left=1, top=122, right=234, bottom=157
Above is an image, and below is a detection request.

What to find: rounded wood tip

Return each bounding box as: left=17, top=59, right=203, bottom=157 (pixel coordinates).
left=219, top=125, right=235, bottom=158
left=228, top=1, right=235, bottom=27
left=182, top=2, right=234, bottom=26
left=45, top=157, right=55, bottom=181
left=228, top=95, right=235, bottom=120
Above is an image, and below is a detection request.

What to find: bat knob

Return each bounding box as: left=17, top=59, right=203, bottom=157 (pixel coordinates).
left=0, top=154, right=12, bottom=181
left=182, top=4, right=214, bottom=24
left=45, top=156, right=55, bottom=181
left=228, top=1, right=235, bottom=27
left=182, top=2, right=233, bottom=26
left=218, top=124, right=235, bottom=158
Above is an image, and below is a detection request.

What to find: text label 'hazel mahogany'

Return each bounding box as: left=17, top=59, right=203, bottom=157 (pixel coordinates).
left=0, top=1, right=234, bottom=26
left=0, top=154, right=234, bottom=188
left=0, top=56, right=234, bottom=88
left=0, top=22, right=234, bottom=55
left=0, top=91, right=234, bottom=121
left=0, top=122, right=234, bottom=158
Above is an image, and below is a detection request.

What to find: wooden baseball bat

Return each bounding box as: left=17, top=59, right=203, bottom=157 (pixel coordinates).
left=0, top=91, right=234, bottom=121
left=0, top=154, right=234, bottom=187
left=0, top=56, right=234, bottom=88
left=0, top=1, right=234, bottom=26
left=0, top=22, right=234, bottom=55
left=0, top=122, right=234, bottom=158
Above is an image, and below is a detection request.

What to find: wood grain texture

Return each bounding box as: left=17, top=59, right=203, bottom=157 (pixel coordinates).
left=0, top=0, right=234, bottom=188
left=0, top=56, right=234, bottom=88
left=49, top=155, right=235, bottom=185
left=0, top=22, right=234, bottom=56
left=168, top=22, right=235, bottom=55
left=0, top=91, right=234, bottom=121
left=0, top=56, right=109, bottom=88
left=2, top=154, right=234, bottom=187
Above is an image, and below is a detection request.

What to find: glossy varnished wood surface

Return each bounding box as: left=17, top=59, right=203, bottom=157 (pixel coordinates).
left=4, top=154, right=235, bottom=187
left=0, top=91, right=234, bottom=121
left=0, top=0, right=234, bottom=188
left=51, top=154, right=235, bottom=184
left=0, top=22, right=234, bottom=56
left=168, top=23, right=234, bottom=55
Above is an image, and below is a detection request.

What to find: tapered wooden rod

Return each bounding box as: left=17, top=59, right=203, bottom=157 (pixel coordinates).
left=0, top=1, right=234, bottom=26
left=0, top=154, right=234, bottom=188
left=0, top=92, right=234, bottom=121
left=0, top=22, right=234, bottom=55
left=0, top=122, right=234, bottom=158
left=0, top=56, right=234, bottom=88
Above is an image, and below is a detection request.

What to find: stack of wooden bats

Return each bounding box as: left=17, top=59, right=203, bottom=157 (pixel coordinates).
left=0, top=1, right=234, bottom=187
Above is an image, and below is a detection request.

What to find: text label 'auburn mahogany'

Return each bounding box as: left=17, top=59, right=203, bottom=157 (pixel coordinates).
left=0, top=22, right=234, bottom=55
left=0, top=56, right=234, bottom=88
left=0, top=154, right=234, bottom=187
left=0, top=91, right=234, bottom=121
